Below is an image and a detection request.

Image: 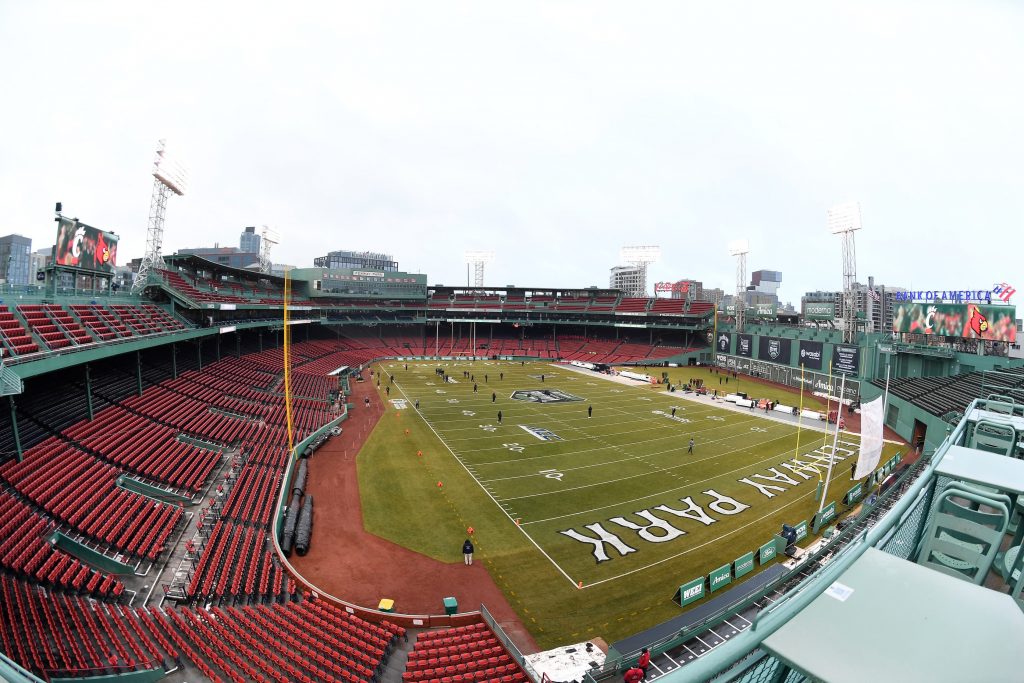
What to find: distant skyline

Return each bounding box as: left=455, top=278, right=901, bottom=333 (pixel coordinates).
left=1, top=2, right=1021, bottom=303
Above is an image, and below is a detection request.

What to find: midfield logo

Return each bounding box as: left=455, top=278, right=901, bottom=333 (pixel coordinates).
left=510, top=389, right=583, bottom=403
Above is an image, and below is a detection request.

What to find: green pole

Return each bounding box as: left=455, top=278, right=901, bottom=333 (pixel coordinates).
left=216, top=334, right=221, bottom=362
left=258, top=332, right=263, bottom=353
left=84, top=364, right=94, bottom=421
left=9, top=397, right=22, bottom=462
left=236, top=333, right=241, bottom=358
left=135, top=351, right=143, bottom=396
left=197, top=339, right=203, bottom=371
left=171, top=343, right=178, bottom=379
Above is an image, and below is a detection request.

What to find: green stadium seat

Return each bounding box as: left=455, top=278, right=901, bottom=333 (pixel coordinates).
left=916, top=483, right=1009, bottom=584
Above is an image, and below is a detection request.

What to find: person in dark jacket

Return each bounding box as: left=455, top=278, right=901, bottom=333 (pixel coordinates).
left=463, top=539, right=474, bottom=565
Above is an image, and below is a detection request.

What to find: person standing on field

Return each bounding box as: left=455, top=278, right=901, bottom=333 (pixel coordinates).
left=497, top=410, right=503, bottom=424
left=688, top=438, right=694, bottom=454
left=588, top=405, right=593, bottom=418
left=462, top=538, right=474, bottom=565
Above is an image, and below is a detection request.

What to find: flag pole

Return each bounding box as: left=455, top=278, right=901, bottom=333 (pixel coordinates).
left=795, top=362, right=805, bottom=459
left=882, top=355, right=891, bottom=426
left=819, top=370, right=847, bottom=515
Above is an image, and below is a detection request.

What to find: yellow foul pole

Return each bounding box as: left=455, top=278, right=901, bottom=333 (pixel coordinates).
left=283, top=269, right=295, bottom=455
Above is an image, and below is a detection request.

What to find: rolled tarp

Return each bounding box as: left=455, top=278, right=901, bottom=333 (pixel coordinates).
left=281, top=494, right=303, bottom=556
left=291, top=460, right=308, bottom=497
left=295, top=495, right=314, bottom=557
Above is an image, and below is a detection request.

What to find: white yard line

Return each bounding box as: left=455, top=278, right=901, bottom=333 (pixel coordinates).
left=390, top=375, right=580, bottom=588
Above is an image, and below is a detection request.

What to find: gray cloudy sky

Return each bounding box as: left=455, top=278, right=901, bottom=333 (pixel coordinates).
left=1, top=1, right=1021, bottom=303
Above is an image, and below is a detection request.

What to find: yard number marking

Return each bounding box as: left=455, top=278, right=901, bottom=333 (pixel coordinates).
left=503, top=443, right=526, bottom=453
left=540, top=469, right=564, bottom=481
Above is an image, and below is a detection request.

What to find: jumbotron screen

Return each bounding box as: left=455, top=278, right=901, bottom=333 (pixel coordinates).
left=892, top=302, right=1017, bottom=342
left=55, top=217, right=118, bottom=273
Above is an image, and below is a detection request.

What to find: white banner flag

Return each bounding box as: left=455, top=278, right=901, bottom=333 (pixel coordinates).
left=854, top=396, right=885, bottom=480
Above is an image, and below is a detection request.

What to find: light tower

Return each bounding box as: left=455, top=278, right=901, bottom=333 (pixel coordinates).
left=728, top=240, right=749, bottom=333
left=259, top=226, right=279, bottom=274
left=828, top=202, right=863, bottom=344
left=464, top=250, right=495, bottom=287
left=133, top=140, right=187, bottom=293
left=619, top=246, right=661, bottom=297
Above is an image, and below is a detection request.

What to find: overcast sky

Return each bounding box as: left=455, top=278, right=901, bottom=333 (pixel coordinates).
left=1, top=1, right=1021, bottom=303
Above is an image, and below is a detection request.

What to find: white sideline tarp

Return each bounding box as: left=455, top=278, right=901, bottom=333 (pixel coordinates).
left=854, top=396, right=885, bottom=479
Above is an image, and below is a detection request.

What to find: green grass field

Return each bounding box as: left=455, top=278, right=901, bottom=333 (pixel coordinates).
left=358, top=360, right=902, bottom=649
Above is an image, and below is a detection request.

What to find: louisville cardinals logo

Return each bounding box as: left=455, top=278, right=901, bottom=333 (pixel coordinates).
left=97, top=232, right=111, bottom=265
left=968, top=304, right=989, bottom=336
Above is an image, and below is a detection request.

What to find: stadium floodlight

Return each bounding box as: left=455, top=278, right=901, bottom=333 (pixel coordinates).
left=620, top=246, right=661, bottom=296
left=133, top=140, right=189, bottom=294
left=827, top=202, right=862, bottom=235
left=464, top=250, right=495, bottom=288
left=828, top=202, right=862, bottom=344
left=727, top=239, right=749, bottom=333
left=727, top=239, right=749, bottom=257
left=260, top=226, right=279, bottom=274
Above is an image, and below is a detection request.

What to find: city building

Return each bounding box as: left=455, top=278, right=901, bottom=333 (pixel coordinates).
left=0, top=234, right=32, bottom=285
left=29, top=247, right=51, bottom=282
left=699, top=287, right=726, bottom=308
left=239, top=226, right=261, bottom=254
left=609, top=265, right=644, bottom=297
left=314, top=250, right=398, bottom=272
left=801, top=276, right=907, bottom=332
left=178, top=245, right=261, bottom=270
left=746, top=269, right=783, bottom=306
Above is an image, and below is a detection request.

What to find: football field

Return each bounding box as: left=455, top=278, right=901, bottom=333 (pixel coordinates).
left=375, top=360, right=900, bottom=596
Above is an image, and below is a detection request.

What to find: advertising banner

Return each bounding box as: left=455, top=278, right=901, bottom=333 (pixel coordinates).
left=759, top=539, right=777, bottom=565
left=733, top=551, right=755, bottom=579
left=673, top=576, right=706, bottom=607
left=845, top=482, right=863, bottom=505
left=715, top=332, right=731, bottom=354
left=813, top=502, right=837, bottom=533
left=709, top=564, right=732, bottom=593
left=803, top=301, right=835, bottom=320
left=758, top=336, right=792, bottom=364
left=833, top=344, right=860, bottom=375
left=54, top=217, right=118, bottom=273
left=797, top=340, right=824, bottom=370
left=892, top=302, right=1017, bottom=342
left=737, top=334, right=753, bottom=357
left=793, top=520, right=808, bottom=543
left=716, top=352, right=861, bottom=401
left=752, top=303, right=777, bottom=318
